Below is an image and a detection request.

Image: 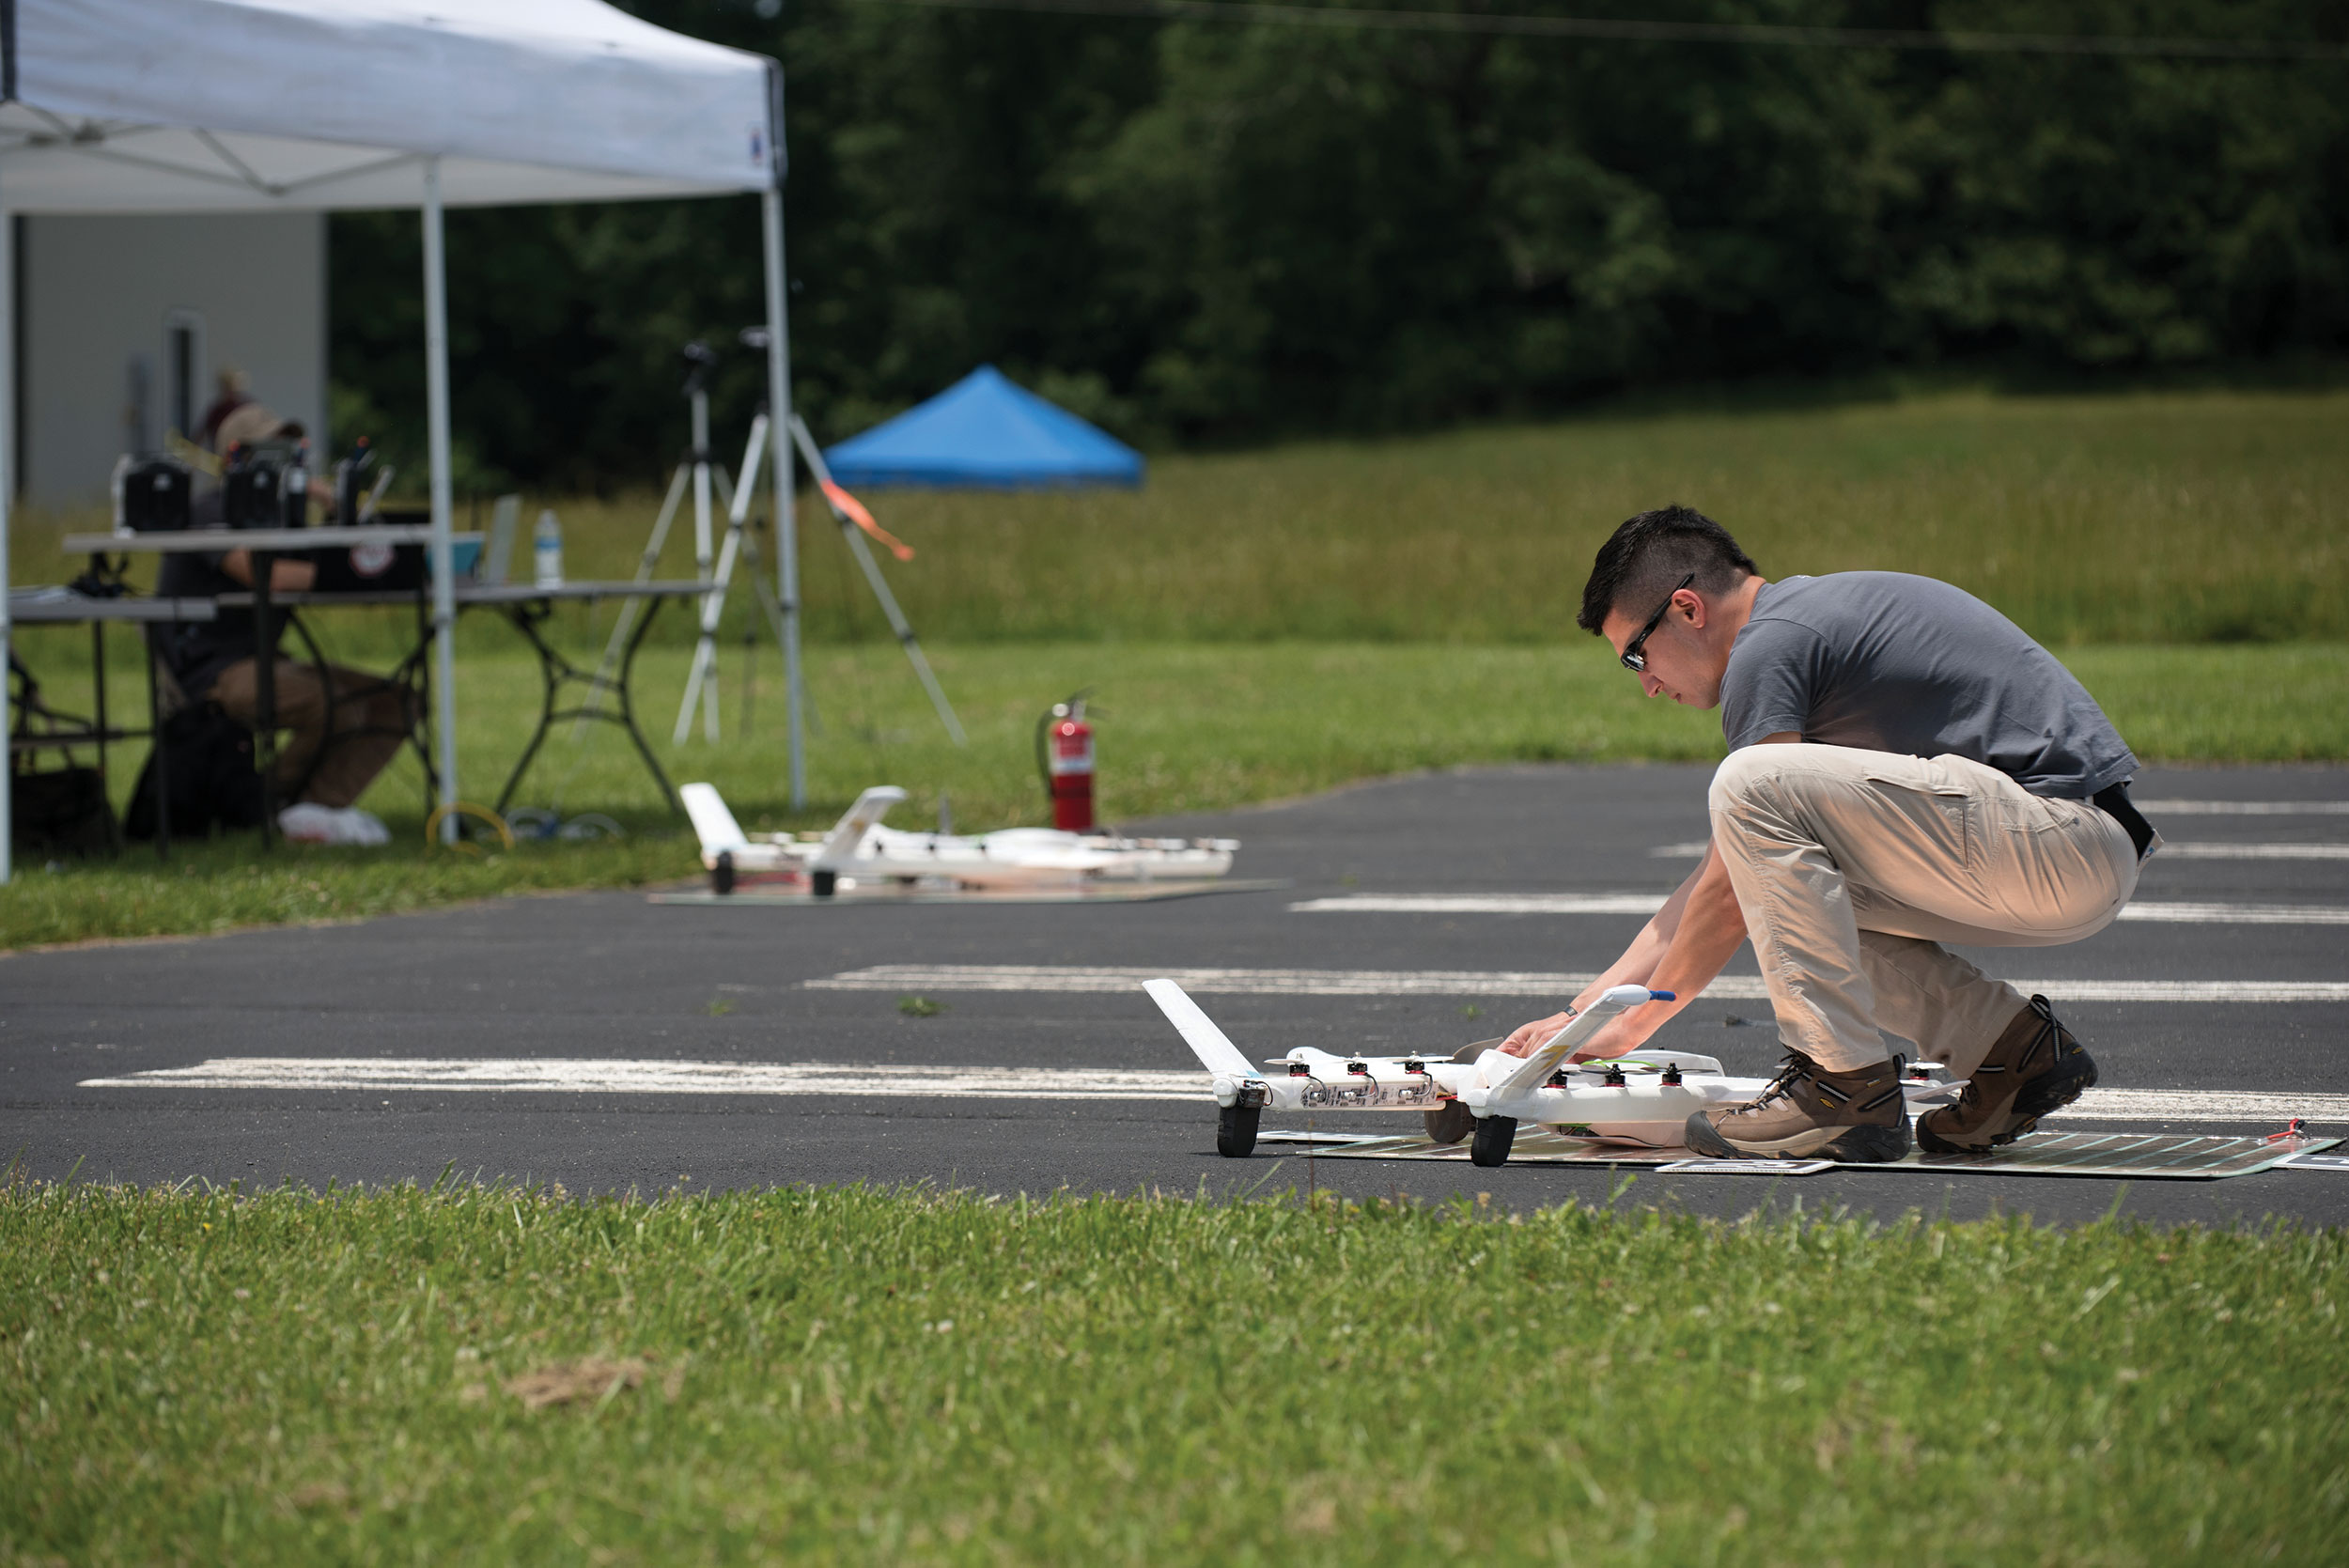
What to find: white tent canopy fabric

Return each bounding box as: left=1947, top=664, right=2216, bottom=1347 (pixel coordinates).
left=5, top=0, right=776, bottom=210
left=0, top=0, right=807, bottom=879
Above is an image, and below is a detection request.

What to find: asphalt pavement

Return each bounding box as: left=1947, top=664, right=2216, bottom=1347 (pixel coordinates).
left=5, top=763, right=2345, bottom=1227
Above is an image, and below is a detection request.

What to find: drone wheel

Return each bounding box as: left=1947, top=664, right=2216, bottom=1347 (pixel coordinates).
left=1423, top=1100, right=1475, bottom=1145
left=711, top=851, right=737, bottom=896
left=1470, top=1115, right=1518, bottom=1168
left=1217, top=1103, right=1260, bottom=1158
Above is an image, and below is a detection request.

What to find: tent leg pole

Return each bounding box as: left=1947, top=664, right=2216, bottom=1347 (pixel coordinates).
left=0, top=197, right=13, bottom=887
left=688, top=384, right=719, bottom=742
left=423, top=157, right=460, bottom=843
left=761, top=183, right=804, bottom=811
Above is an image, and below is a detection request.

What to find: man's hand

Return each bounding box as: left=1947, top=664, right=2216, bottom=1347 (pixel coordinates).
left=1500, top=1010, right=1578, bottom=1059
left=1497, top=828, right=1768, bottom=1063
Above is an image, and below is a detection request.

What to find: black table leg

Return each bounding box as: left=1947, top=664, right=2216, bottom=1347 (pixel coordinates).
left=492, top=597, right=682, bottom=818
left=614, top=595, right=684, bottom=815
left=145, top=639, right=170, bottom=861
left=91, top=620, right=118, bottom=855
left=252, top=551, right=277, bottom=849
left=493, top=604, right=565, bottom=816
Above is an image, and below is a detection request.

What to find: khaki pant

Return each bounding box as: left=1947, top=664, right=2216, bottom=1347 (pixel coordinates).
left=210, top=659, right=414, bottom=811
left=1707, top=745, right=2148, bottom=1076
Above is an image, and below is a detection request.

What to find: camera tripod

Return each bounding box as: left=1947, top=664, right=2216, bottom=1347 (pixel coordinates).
left=578, top=338, right=964, bottom=751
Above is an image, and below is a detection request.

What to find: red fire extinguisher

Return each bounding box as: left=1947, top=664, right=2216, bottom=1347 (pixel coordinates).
left=1036, top=689, right=1096, bottom=831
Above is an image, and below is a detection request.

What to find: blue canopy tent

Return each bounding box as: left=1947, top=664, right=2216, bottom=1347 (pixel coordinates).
left=822, top=365, right=1143, bottom=489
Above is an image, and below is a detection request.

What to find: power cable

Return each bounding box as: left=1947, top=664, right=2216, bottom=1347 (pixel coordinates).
left=849, top=0, right=2349, bottom=62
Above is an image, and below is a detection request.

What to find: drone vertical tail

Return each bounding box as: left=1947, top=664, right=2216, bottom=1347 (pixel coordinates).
left=679, top=783, right=749, bottom=859
left=811, top=785, right=910, bottom=869
left=1144, top=979, right=1258, bottom=1081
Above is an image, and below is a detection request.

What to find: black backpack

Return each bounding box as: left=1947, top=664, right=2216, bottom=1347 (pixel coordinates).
left=9, top=764, right=117, bottom=859
left=7, top=654, right=120, bottom=859
left=125, top=704, right=269, bottom=841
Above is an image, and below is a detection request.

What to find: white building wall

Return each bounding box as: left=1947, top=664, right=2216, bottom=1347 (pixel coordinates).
left=21, top=212, right=325, bottom=504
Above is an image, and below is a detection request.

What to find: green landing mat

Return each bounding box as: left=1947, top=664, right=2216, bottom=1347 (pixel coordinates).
left=649, top=877, right=1290, bottom=907
left=1255, top=1128, right=2339, bottom=1180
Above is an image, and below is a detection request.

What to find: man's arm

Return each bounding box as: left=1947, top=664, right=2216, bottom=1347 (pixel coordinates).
left=1498, top=732, right=1800, bottom=1059
left=1495, top=845, right=1724, bottom=1057
left=1559, top=839, right=1746, bottom=1059
left=219, top=549, right=317, bottom=593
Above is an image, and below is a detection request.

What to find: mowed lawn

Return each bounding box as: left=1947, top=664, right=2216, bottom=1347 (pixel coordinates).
left=459, top=385, right=2349, bottom=646
left=4, top=1182, right=2344, bottom=1566
left=15, top=387, right=2344, bottom=648
left=4, top=387, right=2344, bottom=947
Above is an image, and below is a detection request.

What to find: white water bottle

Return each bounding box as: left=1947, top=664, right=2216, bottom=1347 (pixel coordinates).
left=533, top=508, right=564, bottom=588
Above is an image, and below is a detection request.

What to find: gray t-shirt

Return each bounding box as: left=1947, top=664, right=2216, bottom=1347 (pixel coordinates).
left=1719, top=572, right=2137, bottom=799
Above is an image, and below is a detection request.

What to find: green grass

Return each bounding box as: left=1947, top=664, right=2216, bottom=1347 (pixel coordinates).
left=5, top=638, right=2344, bottom=950
left=3, top=1181, right=2343, bottom=1564
left=13, top=388, right=2348, bottom=646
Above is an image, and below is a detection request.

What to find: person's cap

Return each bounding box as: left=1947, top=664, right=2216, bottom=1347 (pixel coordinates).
left=213, top=401, right=299, bottom=452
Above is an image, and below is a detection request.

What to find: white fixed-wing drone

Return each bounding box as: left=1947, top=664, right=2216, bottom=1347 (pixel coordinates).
left=1145, top=978, right=1954, bottom=1166
left=682, top=783, right=1240, bottom=895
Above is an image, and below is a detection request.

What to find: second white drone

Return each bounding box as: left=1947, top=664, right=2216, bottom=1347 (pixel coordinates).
left=684, top=783, right=1238, bottom=894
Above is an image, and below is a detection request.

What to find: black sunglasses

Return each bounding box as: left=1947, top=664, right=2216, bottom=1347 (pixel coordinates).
left=1619, top=573, right=1696, bottom=673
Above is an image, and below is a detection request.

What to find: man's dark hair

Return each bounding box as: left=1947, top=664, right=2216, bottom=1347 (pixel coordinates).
left=1576, top=505, right=1760, bottom=635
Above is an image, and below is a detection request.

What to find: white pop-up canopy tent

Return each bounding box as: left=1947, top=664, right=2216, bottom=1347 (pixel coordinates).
left=0, top=0, right=811, bottom=881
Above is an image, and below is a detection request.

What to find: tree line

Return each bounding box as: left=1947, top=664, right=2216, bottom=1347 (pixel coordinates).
left=328, top=0, right=2348, bottom=489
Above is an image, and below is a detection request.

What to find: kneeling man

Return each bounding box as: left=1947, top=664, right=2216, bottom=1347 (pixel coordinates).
left=1502, top=505, right=2157, bottom=1161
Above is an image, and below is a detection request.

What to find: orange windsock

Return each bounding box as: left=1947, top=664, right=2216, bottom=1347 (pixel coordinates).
left=820, top=478, right=913, bottom=562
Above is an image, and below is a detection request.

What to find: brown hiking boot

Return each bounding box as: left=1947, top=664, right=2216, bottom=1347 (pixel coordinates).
left=1917, top=995, right=2095, bottom=1154
left=1682, top=1053, right=1911, bottom=1163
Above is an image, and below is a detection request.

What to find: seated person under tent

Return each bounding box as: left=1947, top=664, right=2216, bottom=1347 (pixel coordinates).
left=148, top=401, right=413, bottom=846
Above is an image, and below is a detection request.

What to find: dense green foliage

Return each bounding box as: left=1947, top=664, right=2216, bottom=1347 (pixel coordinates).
left=5, top=1180, right=2344, bottom=1563
left=327, top=1, right=2347, bottom=489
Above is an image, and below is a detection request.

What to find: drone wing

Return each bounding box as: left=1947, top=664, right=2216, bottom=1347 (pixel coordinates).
left=1144, top=978, right=1258, bottom=1081
left=1490, top=985, right=1675, bottom=1098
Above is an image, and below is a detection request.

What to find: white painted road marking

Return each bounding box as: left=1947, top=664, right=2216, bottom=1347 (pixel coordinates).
left=2156, top=844, right=2349, bottom=860
left=1651, top=839, right=2349, bottom=861
left=80, top=1059, right=1201, bottom=1101
left=807, top=964, right=2349, bottom=1003
left=1291, top=893, right=1674, bottom=915
left=2134, top=800, right=2349, bottom=815
left=810, top=964, right=1602, bottom=996
left=2067, top=1090, right=2344, bottom=1125
left=2113, top=902, right=2349, bottom=924
left=1291, top=894, right=2349, bottom=924
left=76, top=1059, right=2349, bottom=1126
